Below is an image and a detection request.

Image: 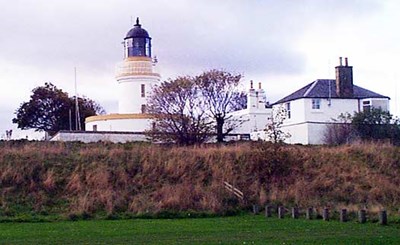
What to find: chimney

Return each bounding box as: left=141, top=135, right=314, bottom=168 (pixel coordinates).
left=335, top=57, right=353, bottom=97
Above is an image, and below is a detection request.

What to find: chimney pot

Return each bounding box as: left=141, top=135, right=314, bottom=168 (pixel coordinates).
left=258, top=82, right=261, bottom=89
left=345, top=57, right=348, bottom=66
left=250, top=80, right=253, bottom=89
left=339, top=57, right=343, bottom=66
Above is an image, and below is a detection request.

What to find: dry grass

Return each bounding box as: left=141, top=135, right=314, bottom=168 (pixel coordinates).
left=0, top=140, right=399, bottom=217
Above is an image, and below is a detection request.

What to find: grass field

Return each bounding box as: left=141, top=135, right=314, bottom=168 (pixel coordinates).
left=1, top=215, right=399, bottom=244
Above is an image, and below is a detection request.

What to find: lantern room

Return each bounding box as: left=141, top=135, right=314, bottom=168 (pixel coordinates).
left=124, top=18, right=152, bottom=58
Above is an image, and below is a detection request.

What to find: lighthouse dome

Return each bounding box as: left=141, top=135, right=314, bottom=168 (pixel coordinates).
left=125, top=18, right=150, bottom=39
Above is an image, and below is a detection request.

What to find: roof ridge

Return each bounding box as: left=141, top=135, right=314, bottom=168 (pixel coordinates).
left=303, top=80, right=318, bottom=97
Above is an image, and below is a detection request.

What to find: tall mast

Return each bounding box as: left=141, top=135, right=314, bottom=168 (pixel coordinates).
left=74, top=67, right=81, bottom=130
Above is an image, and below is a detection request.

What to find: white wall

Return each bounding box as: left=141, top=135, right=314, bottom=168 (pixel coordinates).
left=280, top=123, right=309, bottom=144
left=115, top=58, right=160, bottom=114
left=229, top=108, right=271, bottom=134
left=250, top=122, right=309, bottom=143
left=86, top=117, right=151, bottom=132
left=277, top=99, right=306, bottom=125
left=274, top=97, right=389, bottom=144
left=274, top=98, right=358, bottom=144
left=275, top=98, right=359, bottom=144
left=51, top=131, right=148, bottom=143
left=304, top=98, right=360, bottom=122
left=118, top=75, right=159, bottom=114
left=307, top=123, right=329, bottom=144
left=369, top=98, right=390, bottom=111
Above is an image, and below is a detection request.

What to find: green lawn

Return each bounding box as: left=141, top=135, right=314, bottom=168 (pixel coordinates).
left=0, top=215, right=399, bottom=244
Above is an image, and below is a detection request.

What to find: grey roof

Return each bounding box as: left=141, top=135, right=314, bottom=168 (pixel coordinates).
left=272, top=79, right=390, bottom=105
left=125, top=18, right=150, bottom=39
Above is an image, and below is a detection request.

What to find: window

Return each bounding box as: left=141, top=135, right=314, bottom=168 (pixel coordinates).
left=363, top=100, right=371, bottom=112
left=285, top=102, right=291, bottom=119
left=92, top=125, right=97, bottom=131
left=312, top=99, right=321, bottom=109
left=141, top=84, right=145, bottom=97
left=141, top=104, right=146, bottom=113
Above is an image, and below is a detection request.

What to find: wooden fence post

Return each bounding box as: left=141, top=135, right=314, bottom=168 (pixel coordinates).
left=340, top=209, right=347, bottom=222
left=252, top=204, right=259, bottom=214
left=306, top=207, right=313, bottom=220
left=278, top=206, right=285, bottom=219
left=358, top=209, right=366, bottom=223
left=265, top=205, right=272, bottom=217
left=292, top=207, right=299, bottom=219
left=379, top=210, right=387, bottom=225
left=322, top=208, right=329, bottom=221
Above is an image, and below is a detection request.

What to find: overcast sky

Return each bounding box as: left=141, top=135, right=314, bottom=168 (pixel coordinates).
left=1, top=0, right=399, bottom=139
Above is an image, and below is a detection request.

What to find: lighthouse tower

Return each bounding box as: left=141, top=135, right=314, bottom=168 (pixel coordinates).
left=116, top=18, right=160, bottom=113
left=85, top=18, right=160, bottom=134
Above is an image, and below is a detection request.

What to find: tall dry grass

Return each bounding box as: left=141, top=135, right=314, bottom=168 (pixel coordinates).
left=0, top=140, right=399, bottom=217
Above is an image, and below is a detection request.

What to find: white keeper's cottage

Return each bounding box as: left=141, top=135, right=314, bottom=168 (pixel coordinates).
left=269, top=57, right=390, bottom=145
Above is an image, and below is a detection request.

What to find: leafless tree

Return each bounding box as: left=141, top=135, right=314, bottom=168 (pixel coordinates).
left=195, top=70, right=244, bottom=142
left=265, top=106, right=291, bottom=144
left=147, top=76, right=212, bottom=145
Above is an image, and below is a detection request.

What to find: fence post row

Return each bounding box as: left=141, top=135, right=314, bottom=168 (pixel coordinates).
left=265, top=205, right=272, bottom=217
left=278, top=206, right=285, bottom=219
left=379, top=210, right=387, bottom=225
left=358, top=209, right=366, bottom=223
left=306, top=207, right=313, bottom=220
left=252, top=204, right=259, bottom=214
left=340, top=209, right=347, bottom=222
left=322, top=208, right=330, bottom=221
left=292, top=207, right=299, bottom=219
left=261, top=206, right=389, bottom=225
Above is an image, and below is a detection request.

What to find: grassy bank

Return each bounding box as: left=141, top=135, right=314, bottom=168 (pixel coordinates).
left=1, top=214, right=399, bottom=244
left=0, top=140, right=399, bottom=218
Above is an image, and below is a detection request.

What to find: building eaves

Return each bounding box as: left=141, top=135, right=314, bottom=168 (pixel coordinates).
left=272, top=79, right=389, bottom=105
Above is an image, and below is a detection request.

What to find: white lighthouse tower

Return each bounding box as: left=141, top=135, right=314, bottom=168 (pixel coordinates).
left=116, top=18, right=160, bottom=113
left=85, top=18, right=160, bottom=134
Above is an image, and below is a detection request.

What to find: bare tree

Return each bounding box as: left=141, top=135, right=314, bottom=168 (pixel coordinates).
left=195, top=70, right=244, bottom=142
left=231, top=91, right=247, bottom=111
left=147, top=76, right=212, bottom=145
left=265, top=106, right=291, bottom=144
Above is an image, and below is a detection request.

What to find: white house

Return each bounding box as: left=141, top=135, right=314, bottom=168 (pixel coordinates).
left=270, top=57, right=390, bottom=145
left=228, top=81, right=272, bottom=140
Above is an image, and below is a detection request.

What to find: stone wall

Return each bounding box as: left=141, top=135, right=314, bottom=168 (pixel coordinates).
left=50, top=131, right=148, bottom=143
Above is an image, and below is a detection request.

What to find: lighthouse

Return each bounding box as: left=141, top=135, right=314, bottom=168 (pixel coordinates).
left=116, top=18, right=160, bottom=114
left=85, top=18, right=160, bottom=134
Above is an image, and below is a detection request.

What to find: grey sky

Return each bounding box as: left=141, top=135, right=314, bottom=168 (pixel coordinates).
left=0, top=0, right=398, bottom=139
